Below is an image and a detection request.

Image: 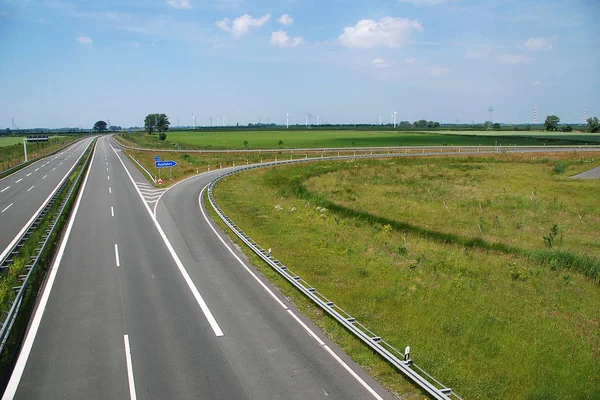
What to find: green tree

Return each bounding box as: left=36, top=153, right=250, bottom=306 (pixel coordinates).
left=493, top=123, right=501, bottom=130
left=158, top=132, right=167, bottom=141
left=559, top=125, right=573, bottom=132
left=524, top=124, right=531, bottom=131
left=93, top=120, right=107, bottom=131
left=544, top=115, right=560, bottom=131
left=144, top=114, right=157, bottom=135
left=156, top=113, right=170, bottom=133
left=587, top=117, right=599, bottom=133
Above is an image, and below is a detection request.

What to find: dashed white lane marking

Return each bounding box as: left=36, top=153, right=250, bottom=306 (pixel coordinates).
left=1, top=203, right=13, bottom=213
left=2, top=139, right=96, bottom=400
left=1, top=186, right=9, bottom=193
left=110, top=142, right=224, bottom=337
left=15, top=179, right=22, bottom=183
left=52, top=168, right=56, bottom=171
left=42, top=175, right=47, bottom=180
left=124, top=335, right=137, bottom=400
left=107, top=175, right=110, bottom=180
left=26, top=173, right=32, bottom=177
left=27, top=186, right=34, bottom=192
left=109, top=187, right=112, bottom=194
left=111, top=206, right=114, bottom=217
left=34, top=168, right=39, bottom=172
left=107, top=167, right=109, bottom=171
left=115, top=244, right=120, bottom=267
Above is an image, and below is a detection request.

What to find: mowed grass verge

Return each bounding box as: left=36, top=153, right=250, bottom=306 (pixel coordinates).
left=212, top=152, right=600, bottom=399
left=117, top=130, right=598, bottom=151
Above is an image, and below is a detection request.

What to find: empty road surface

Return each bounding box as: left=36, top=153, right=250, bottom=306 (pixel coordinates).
left=0, top=137, right=95, bottom=264
left=3, top=136, right=394, bottom=400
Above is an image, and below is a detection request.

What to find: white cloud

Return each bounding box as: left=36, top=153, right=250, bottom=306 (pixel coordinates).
left=525, top=37, right=552, bottom=51
left=497, top=53, right=529, bottom=64
left=76, top=36, right=93, bottom=44
left=428, top=64, right=449, bottom=77
left=166, top=0, right=192, bottom=9
left=404, top=57, right=416, bottom=64
left=338, top=17, right=423, bottom=49
left=465, top=47, right=490, bottom=59
left=398, top=0, right=451, bottom=5
left=217, top=13, right=270, bottom=38
left=270, top=30, right=302, bottom=48
left=533, top=80, right=542, bottom=86
left=372, top=58, right=390, bottom=68
left=278, top=14, right=293, bottom=25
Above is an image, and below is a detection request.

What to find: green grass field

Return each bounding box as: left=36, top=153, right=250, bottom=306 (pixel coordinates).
left=0, top=137, right=26, bottom=148
left=119, top=129, right=600, bottom=151
left=0, top=136, right=78, bottom=172
left=212, top=152, right=600, bottom=399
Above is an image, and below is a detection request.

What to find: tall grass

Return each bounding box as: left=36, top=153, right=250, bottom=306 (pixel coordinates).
left=213, top=152, right=600, bottom=399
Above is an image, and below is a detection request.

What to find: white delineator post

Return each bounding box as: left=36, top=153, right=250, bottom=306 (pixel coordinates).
left=23, top=138, right=28, bottom=162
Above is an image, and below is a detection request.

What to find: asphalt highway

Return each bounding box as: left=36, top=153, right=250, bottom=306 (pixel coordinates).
left=0, top=137, right=95, bottom=263
left=3, top=136, right=394, bottom=399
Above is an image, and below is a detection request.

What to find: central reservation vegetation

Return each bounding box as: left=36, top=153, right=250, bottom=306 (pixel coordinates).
left=212, top=152, right=600, bottom=399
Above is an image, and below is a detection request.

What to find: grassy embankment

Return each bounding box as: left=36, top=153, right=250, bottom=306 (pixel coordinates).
left=118, top=129, right=600, bottom=151
left=0, top=136, right=81, bottom=172
left=211, top=152, right=600, bottom=399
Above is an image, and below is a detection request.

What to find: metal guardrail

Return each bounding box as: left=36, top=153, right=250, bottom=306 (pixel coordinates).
left=207, top=156, right=464, bottom=400
left=0, top=139, right=95, bottom=355
left=113, top=136, right=600, bottom=155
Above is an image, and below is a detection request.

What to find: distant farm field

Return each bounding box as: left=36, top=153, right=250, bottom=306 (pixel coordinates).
left=212, top=152, right=600, bottom=399
left=0, top=137, right=25, bottom=148
left=118, top=129, right=600, bottom=151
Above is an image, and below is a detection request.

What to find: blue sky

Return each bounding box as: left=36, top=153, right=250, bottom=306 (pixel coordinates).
left=0, top=0, right=598, bottom=128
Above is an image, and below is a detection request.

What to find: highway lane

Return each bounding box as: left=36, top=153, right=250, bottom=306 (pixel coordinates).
left=150, top=161, right=394, bottom=396
left=5, top=136, right=255, bottom=399
left=0, top=137, right=95, bottom=263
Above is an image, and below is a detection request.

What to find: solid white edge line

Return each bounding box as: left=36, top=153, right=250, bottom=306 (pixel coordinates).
left=109, top=142, right=224, bottom=337
left=0, top=138, right=94, bottom=264
left=286, top=310, right=324, bottom=346
left=198, top=178, right=385, bottom=400
left=323, top=345, right=384, bottom=400
left=123, top=335, right=137, bottom=400
left=198, top=185, right=289, bottom=311
left=2, top=140, right=97, bottom=400
left=115, top=244, right=120, bottom=267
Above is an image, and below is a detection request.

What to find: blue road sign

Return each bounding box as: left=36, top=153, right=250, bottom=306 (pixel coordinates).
left=154, top=156, right=160, bottom=162
left=155, top=160, right=177, bottom=168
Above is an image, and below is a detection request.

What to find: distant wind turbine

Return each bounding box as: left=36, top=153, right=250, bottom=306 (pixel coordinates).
left=286, top=113, right=289, bottom=128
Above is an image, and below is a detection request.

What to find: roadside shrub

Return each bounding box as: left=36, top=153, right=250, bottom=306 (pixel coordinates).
left=553, top=161, right=566, bottom=174
left=159, top=132, right=167, bottom=141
